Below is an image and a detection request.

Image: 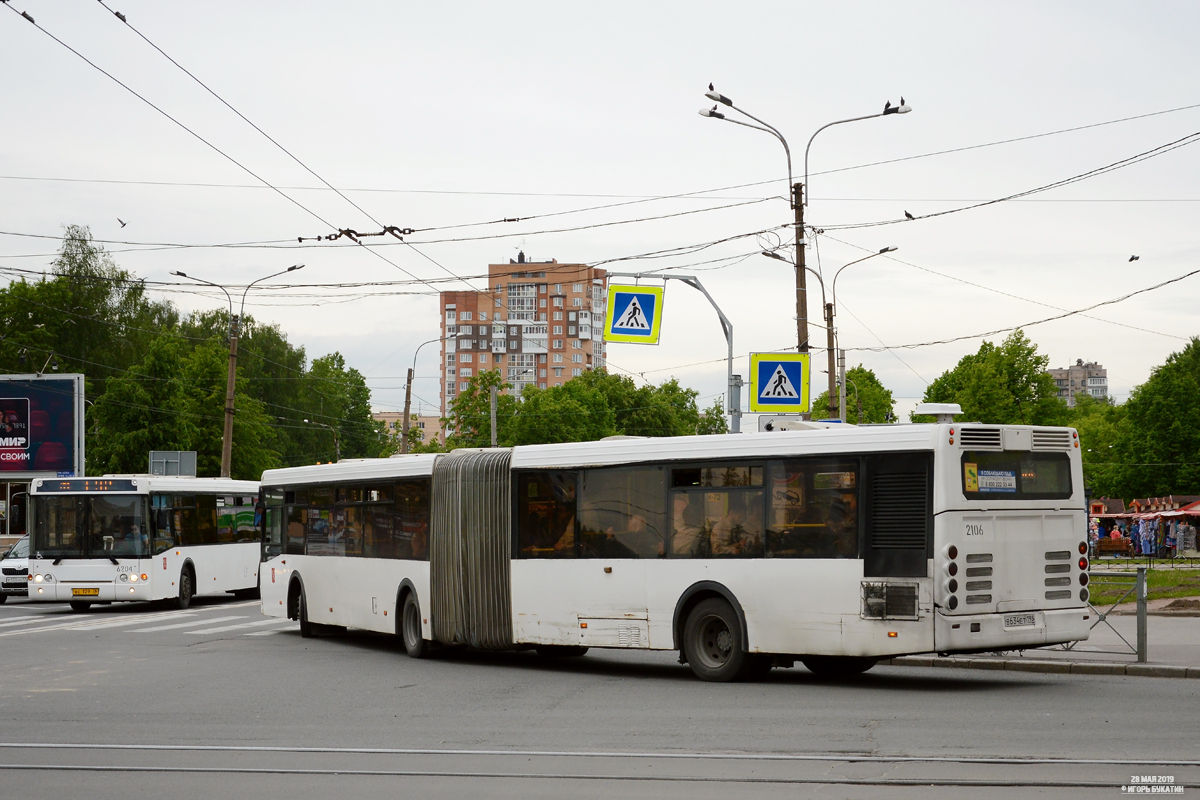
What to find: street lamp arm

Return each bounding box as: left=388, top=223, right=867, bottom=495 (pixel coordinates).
left=760, top=251, right=826, bottom=306
left=172, top=271, right=232, bottom=317
left=401, top=335, right=450, bottom=454
left=239, top=264, right=304, bottom=319
left=803, top=113, right=885, bottom=206
left=831, top=247, right=897, bottom=310
left=702, top=108, right=792, bottom=205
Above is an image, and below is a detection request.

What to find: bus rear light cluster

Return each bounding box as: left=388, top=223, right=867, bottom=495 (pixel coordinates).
left=1078, top=541, right=1087, bottom=555
left=1079, top=573, right=1089, bottom=586
left=943, top=545, right=958, bottom=610
left=1078, top=557, right=1089, bottom=571
left=1080, top=588, right=1089, bottom=602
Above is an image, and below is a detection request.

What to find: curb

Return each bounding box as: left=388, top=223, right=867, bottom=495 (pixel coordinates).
left=883, top=655, right=1200, bottom=679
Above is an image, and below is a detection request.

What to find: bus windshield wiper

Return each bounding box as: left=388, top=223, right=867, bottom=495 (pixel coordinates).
left=52, top=536, right=86, bottom=565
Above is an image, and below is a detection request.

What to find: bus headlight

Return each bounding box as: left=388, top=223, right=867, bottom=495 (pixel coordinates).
left=33, top=574, right=43, bottom=583
left=129, top=573, right=139, bottom=583
left=119, top=573, right=129, bottom=582
left=42, top=574, right=53, bottom=583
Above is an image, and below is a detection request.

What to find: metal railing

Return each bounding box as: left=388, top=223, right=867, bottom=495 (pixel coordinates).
left=1059, top=566, right=1147, bottom=662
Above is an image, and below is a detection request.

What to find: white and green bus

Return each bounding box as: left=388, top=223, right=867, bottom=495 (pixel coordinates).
left=28, top=476, right=260, bottom=611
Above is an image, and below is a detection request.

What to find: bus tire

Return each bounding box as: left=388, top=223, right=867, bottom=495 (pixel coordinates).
left=298, top=590, right=314, bottom=638
left=801, top=656, right=877, bottom=677
left=0, top=594, right=7, bottom=604
left=400, top=593, right=429, bottom=659
left=683, top=598, right=750, bottom=682
left=535, top=645, right=589, bottom=659
left=69, top=601, right=92, bottom=612
left=174, top=567, right=194, bottom=610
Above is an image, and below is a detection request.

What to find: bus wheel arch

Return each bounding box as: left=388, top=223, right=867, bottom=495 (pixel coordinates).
left=672, top=581, right=750, bottom=655
left=395, top=579, right=428, bottom=659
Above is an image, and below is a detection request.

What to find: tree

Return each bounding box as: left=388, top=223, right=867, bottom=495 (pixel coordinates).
left=87, top=338, right=198, bottom=475
left=811, top=365, right=896, bottom=424
left=445, top=369, right=517, bottom=449
left=1067, top=394, right=1126, bottom=497
left=1102, top=337, right=1200, bottom=498
left=917, top=330, right=1068, bottom=425
left=506, top=378, right=617, bottom=445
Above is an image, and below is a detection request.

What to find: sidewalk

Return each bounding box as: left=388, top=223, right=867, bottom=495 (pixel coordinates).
left=884, top=600, right=1200, bottom=679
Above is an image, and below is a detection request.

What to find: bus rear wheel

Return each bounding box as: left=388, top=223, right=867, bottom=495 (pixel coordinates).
left=801, top=656, right=877, bottom=677
left=400, top=593, right=428, bottom=659
left=683, top=598, right=755, bottom=682
left=298, top=589, right=314, bottom=638
left=69, top=601, right=92, bottom=612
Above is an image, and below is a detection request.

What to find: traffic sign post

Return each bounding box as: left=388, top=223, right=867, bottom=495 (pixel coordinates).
left=749, top=353, right=810, bottom=413
left=603, top=285, right=664, bottom=344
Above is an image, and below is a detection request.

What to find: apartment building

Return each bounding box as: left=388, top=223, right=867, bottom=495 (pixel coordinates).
left=1047, top=359, right=1108, bottom=407
left=372, top=411, right=445, bottom=446
left=440, top=253, right=608, bottom=416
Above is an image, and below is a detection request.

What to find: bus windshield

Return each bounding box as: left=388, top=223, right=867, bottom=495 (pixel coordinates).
left=33, top=495, right=149, bottom=559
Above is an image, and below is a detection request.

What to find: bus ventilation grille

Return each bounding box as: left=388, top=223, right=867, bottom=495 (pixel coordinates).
left=861, top=581, right=919, bottom=620
left=957, top=428, right=1002, bottom=448
left=870, top=473, right=928, bottom=550
left=1032, top=429, right=1073, bottom=449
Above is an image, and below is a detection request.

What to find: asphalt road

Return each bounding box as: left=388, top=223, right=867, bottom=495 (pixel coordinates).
left=1, top=596, right=1196, bottom=799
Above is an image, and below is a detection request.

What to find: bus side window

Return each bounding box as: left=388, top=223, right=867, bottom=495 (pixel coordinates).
left=153, top=508, right=174, bottom=554
left=516, top=471, right=577, bottom=558
left=285, top=505, right=305, bottom=555
left=766, top=459, right=859, bottom=559
left=578, top=466, right=666, bottom=559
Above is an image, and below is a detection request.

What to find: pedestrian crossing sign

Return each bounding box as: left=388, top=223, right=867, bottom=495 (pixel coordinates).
left=749, top=353, right=810, bottom=412
left=603, top=285, right=664, bottom=344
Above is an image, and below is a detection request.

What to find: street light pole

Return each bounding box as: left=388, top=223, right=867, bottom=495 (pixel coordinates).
left=303, top=418, right=339, bottom=463
left=400, top=337, right=444, bottom=454
left=172, top=265, right=304, bottom=477
left=701, top=88, right=911, bottom=405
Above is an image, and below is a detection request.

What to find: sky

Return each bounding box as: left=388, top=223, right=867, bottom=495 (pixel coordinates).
left=2, top=1, right=1198, bottom=424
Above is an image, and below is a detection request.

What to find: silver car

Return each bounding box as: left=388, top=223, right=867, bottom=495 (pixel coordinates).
left=0, top=535, right=29, bottom=601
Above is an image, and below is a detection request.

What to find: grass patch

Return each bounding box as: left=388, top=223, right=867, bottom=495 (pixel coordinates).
left=1086, top=569, right=1200, bottom=606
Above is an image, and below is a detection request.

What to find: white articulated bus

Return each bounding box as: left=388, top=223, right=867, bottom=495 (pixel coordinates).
left=27, top=476, right=261, bottom=611
left=259, top=422, right=1092, bottom=681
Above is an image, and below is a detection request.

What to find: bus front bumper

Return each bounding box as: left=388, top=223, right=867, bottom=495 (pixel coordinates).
left=935, top=607, right=1092, bottom=652
left=30, top=582, right=151, bottom=602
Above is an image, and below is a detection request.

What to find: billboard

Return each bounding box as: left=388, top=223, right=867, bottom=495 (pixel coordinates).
left=0, top=374, right=85, bottom=479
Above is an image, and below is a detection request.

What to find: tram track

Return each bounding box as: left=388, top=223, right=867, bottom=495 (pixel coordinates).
left=0, top=743, right=1194, bottom=790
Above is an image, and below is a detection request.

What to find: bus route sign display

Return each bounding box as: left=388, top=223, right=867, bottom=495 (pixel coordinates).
left=603, top=285, right=664, bottom=344
left=749, top=353, right=810, bottom=413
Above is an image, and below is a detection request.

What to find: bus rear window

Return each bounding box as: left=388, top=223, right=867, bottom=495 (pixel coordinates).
left=961, top=452, right=1072, bottom=501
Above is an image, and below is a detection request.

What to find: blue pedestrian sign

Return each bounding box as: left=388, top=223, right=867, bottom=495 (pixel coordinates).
left=749, top=353, right=811, bottom=413
left=603, top=285, right=664, bottom=344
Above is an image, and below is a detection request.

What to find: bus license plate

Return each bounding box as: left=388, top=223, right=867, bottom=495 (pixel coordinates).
left=1004, top=613, right=1036, bottom=628
left=72, top=587, right=100, bottom=597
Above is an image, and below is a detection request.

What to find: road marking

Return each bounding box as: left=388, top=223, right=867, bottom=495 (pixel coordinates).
left=69, top=615, right=203, bottom=632
left=188, top=618, right=291, bottom=635
left=132, top=616, right=246, bottom=633
left=0, top=617, right=52, bottom=629
left=0, top=612, right=195, bottom=637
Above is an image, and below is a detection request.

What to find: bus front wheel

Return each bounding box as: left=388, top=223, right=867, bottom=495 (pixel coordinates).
left=69, top=601, right=91, bottom=612
left=400, top=593, right=428, bottom=659
left=683, top=598, right=756, bottom=682
left=298, top=590, right=314, bottom=638
left=174, top=568, right=194, bottom=610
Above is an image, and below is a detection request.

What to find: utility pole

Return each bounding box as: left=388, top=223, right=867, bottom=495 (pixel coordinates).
left=825, top=302, right=837, bottom=420
left=489, top=386, right=498, bottom=447
left=220, top=315, right=239, bottom=477
left=793, top=182, right=808, bottom=355
left=400, top=367, right=414, bottom=454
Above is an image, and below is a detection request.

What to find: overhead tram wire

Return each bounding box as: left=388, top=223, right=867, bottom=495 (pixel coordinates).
left=813, top=231, right=1188, bottom=341
left=843, top=265, right=1200, bottom=353
left=818, top=130, right=1200, bottom=232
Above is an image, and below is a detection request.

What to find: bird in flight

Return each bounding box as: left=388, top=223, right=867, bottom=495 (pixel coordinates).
left=117, top=218, right=128, bottom=228
left=1129, top=255, right=1140, bottom=262
left=904, top=210, right=915, bottom=221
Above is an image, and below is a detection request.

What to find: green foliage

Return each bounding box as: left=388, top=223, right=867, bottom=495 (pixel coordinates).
left=811, top=365, right=896, bottom=424
left=0, top=226, right=386, bottom=476
left=917, top=330, right=1069, bottom=425
left=1100, top=338, right=1200, bottom=498
left=1067, top=393, right=1126, bottom=496
left=444, top=368, right=727, bottom=447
